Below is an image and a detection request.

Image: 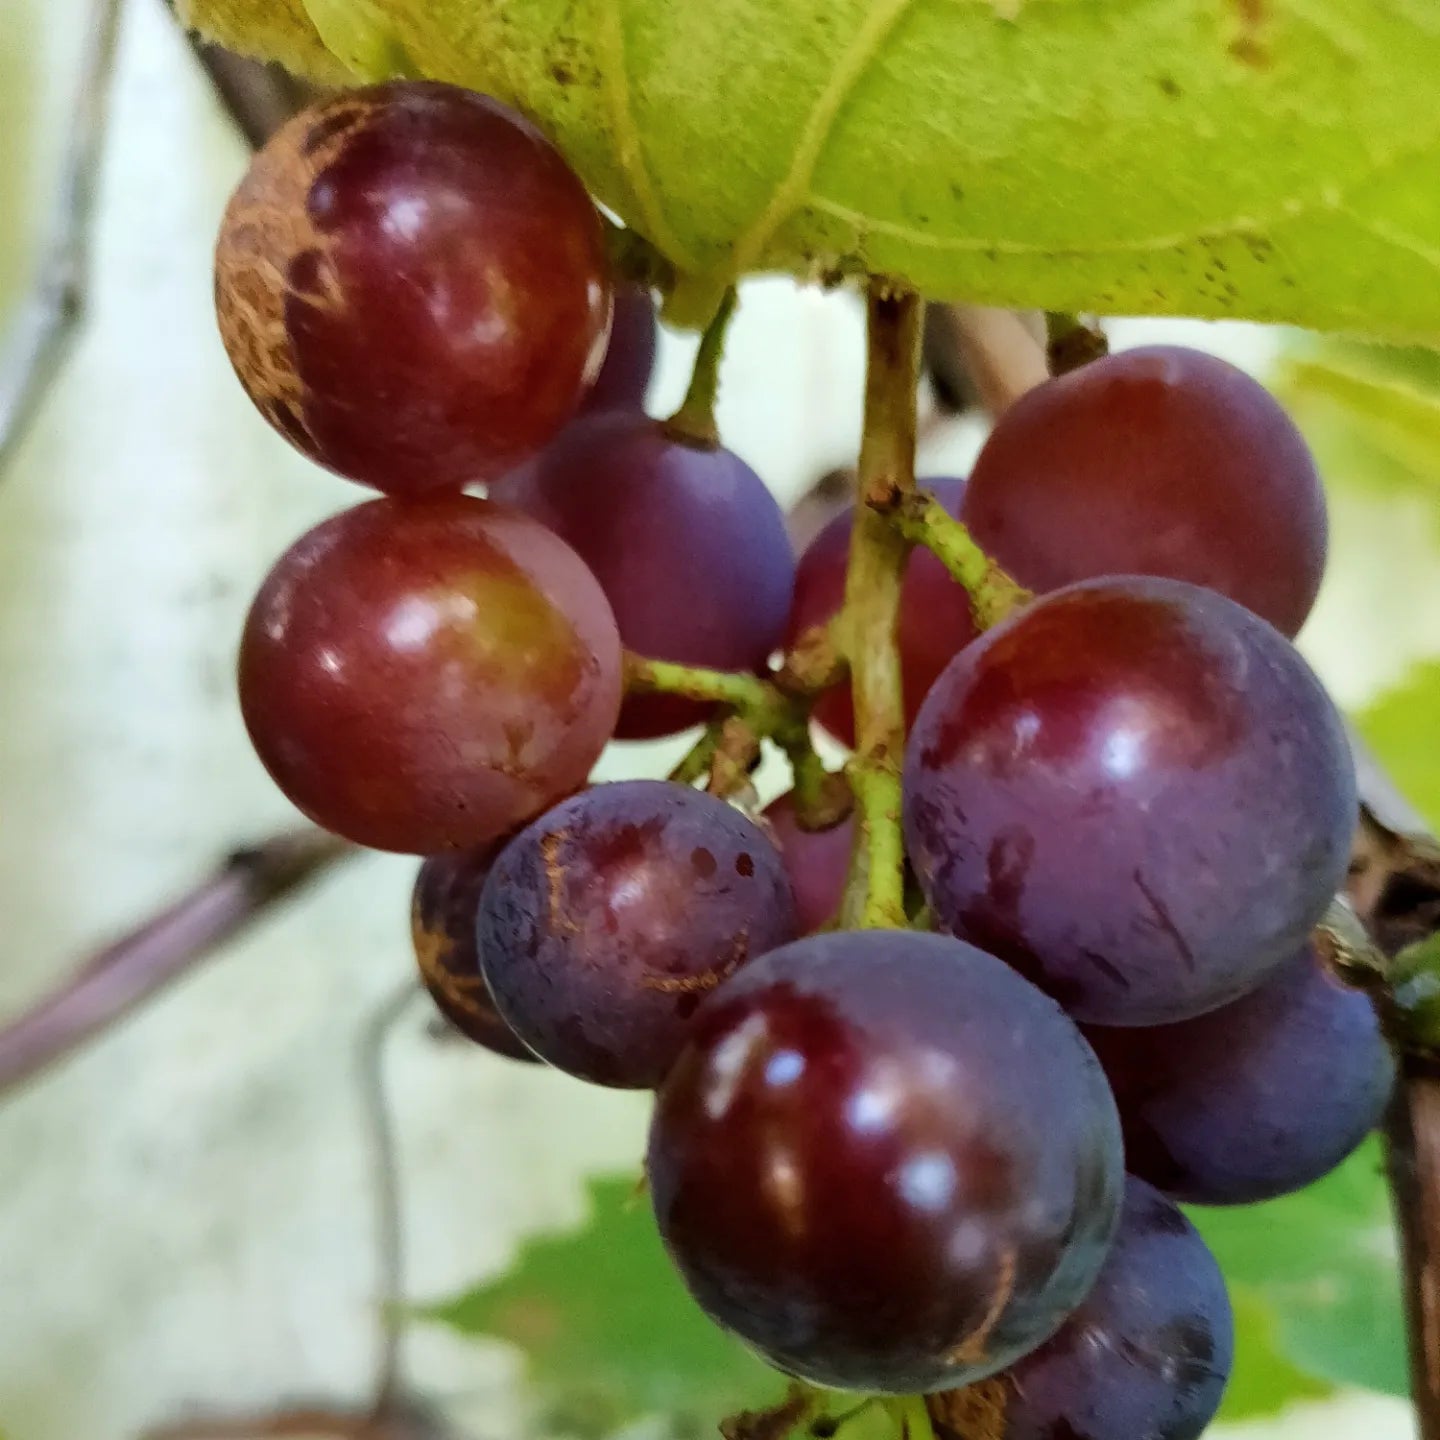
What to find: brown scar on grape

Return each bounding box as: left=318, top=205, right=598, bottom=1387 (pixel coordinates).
left=641, top=932, right=751, bottom=994
left=927, top=1376, right=1010, bottom=1440
left=214, top=96, right=367, bottom=447
left=540, top=828, right=580, bottom=933
left=947, top=1246, right=1018, bottom=1367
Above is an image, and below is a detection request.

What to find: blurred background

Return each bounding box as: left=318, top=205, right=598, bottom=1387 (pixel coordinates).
left=0, top=2, right=1435, bottom=1437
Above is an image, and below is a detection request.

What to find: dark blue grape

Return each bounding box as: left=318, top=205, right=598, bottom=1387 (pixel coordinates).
left=494, top=412, right=796, bottom=739
left=478, top=780, right=797, bottom=1087
left=411, top=849, right=538, bottom=1063
left=932, top=1177, right=1233, bottom=1440
left=1085, top=944, right=1395, bottom=1204
left=905, top=576, right=1356, bottom=1026
left=648, top=929, right=1124, bottom=1394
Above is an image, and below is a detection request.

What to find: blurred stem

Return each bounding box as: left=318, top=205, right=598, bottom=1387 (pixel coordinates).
left=0, top=829, right=354, bottom=1097
left=1044, top=311, right=1109, bottom=375
left=839, top=286, right=923, bottom=931
left=879, top=490, right=1031, bottom=630
left=665, top=286, right=739, bottom=446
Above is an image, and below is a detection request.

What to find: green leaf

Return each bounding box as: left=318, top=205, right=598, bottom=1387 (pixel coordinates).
left=1357, top=662, right=1440, bottom=834
left=1188, top=1140, right=1408, bottom=1399
left=414, top=1174, right=782, bottom=1433
left=189, top=0, right=1440, bottom=336
left=1215, top=1288, right=1334, bottom=1423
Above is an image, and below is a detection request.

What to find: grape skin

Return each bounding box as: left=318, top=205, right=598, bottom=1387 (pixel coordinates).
left=762, top=792, right=853, bottom=935
left=961, top=346, right=1327, bottom=637
left=905, top=576, right=1357, bottom=1026
left=215, top=81, right=612, bottom=497
left=932, top=1178, right=1233, bottom=1440
left=239, top=495, right=622, bottom=854
left=648, top=929, right=1123, bottom=1394
left=478, top=780, right=797, bottom=1087
left=581, top=285, right=658, bottom=414
left=1085, top=945, right=1396, bottom=1204
left=497, top=413, right=796, bottom=739
left=411, top=849, right=539, bottom=1063
left=785, top=479, right=977, bottom=746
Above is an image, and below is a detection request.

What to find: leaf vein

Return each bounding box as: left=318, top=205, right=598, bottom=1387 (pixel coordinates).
left=728, top=0, right=922, bottom=276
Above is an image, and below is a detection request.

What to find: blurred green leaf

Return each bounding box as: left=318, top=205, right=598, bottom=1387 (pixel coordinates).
left=415, top=1174, right=782, bottom=1434
left=1214, top=1289, right=1334, bottom=1422
left=1356, top=662, right=1440, bottom=834
left=1189, top=1140, right=1407, bottom=1399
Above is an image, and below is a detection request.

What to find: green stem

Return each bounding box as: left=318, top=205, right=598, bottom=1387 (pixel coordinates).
left=882, top=490, right=1031, bottom=630
left=625, top=651, right=780, bottom=716
left=839, top=286, right=924, bottom=931
left=665, top=286, right=739, bottom=447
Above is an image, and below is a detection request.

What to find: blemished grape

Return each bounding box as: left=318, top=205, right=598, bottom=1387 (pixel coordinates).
left=411, top=849, right=538, bottom=1063
left=961, top=346, right=1327, bottom=637
left=215, top=81, right=612, bottom=497
left=496, top=413, right=796, bottom=739
left=905, top=576, right=1357, bottom=1027
left=932, top=1178, right=1233, bottom=1440
left=762, top=792, right=852, bottom=935
left=239, top=495, right=622, bottom=854
left=478, top=780, right=797, bottom=1087
left=581, top=285, right=658, bottom=414
left=786, top=479, right=978, bottom=746
left=1085, top=944, right=1396, bottom=1204
left=648, top=929, right=1124, bottom=1394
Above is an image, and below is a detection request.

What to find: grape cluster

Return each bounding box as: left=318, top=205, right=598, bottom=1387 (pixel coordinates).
left=217, top=79, right=1389, bottom=1439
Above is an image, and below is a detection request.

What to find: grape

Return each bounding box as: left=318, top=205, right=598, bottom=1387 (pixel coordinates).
left=648, top=929, right=1123, bottom=1394
left=762, top=792, right=852, bottom=934
left=786, top=479, right=978, bottom=746
left=215, top=81, right=612, bottom=497
left=932, top=1178, right=1233, bottom=1440
left=496, top=413, right=796, bottom=739
left=478, top=780, right=797, bottom=1087
left=411, top=849, right=539, bottom=1063
left=239, top=495, right=622, bottom=854
left=961, top=346, right=1327, bottom=637
left=1085, top=944, right=1395, bottom=1204
left=905, top=576, right=1357, bottom=1026
left=581, top=285, right=658, bottom=414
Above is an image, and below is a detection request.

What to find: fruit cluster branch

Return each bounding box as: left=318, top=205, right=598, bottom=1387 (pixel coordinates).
left=839, top=286, right=924, bottom=931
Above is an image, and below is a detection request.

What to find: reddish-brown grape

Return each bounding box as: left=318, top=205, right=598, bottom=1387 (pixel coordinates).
left=905, top=577, right=1356, bottom=1026
left=648, top=930, right=1123, bottom=1394
left=496, top=413, right=795, bottom=739
left=239, top=495, right=622, bottom=854
left=786, top=479, right=978, bottom=746
left=215, top=82, right=612, bottom=497
left=581, top=285, right=658, bottom=414
left=933, top=1178, right=1233, bottom=1440
left=762, top=792, right=852, bottom=935
left=478, top=780, right=797, bottom=1087
left=411, top=849, right=538, bottom=1063
left=1085, top=944, right=1395, bottom=1204
left=961, top=347, right=1327, bottom=637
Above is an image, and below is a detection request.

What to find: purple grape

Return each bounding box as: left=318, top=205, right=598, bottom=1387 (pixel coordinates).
left=477, top=780, right=797, bottom=1087
left=904, top=576, right=1356, bottom=1026
left=581, top=285, right=658, bottom=413
left=411, top=849, right=539, bottom=1063
left=648, top=929, right=1123, bottom=1394
left=495, top=412, right=796, bottom=739
left=786, top=479, right=978, bottom=746
left=1085, top=944, right=1395, bottom=1204
left=961, top=346, right=1327, bottom=637
left=762, top=792, right=853, bottom=935
left=933, top=1178, right=1233, bottom=1440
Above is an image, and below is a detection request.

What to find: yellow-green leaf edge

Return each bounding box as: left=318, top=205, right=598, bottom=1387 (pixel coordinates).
left=183, top=0, right=1440, bottom=340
